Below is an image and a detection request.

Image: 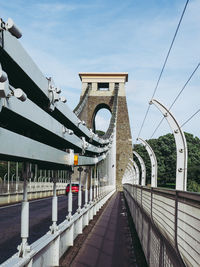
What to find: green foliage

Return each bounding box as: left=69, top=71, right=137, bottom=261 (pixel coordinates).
left=187, top=180, right=200, bottom=192
left=0, top=162, right=23, bottom=181
left=96, top=130, right=105, bottom=136
left=133, top=132, right=200, bottom=192
left=0, top=162, right=9, bottom=180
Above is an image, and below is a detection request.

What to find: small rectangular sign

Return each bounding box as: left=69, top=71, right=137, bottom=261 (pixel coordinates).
left=74, top=154, right=78, bottom=165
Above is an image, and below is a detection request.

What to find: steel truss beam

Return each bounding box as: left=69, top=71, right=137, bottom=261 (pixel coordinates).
left=0, top=127, right=74, bottom=167
left=0, top=30, right=109, bottom=146
left=0, top=87, right=107, bottom=155
left=0, top=127, right=106, bottom=167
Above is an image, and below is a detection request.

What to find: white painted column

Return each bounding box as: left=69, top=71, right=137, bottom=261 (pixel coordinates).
left=84, top=168, right=88, bottom=207
left=90, top=167, right=93, bottom=203
left=67, top=171, right=73, bottom=220
left=16, top=162, right=19, bottom=192
left=94, top=165, right=97, bottom=201
left=50, top=174, right=58, bottom=234
left=77, top=167, right=83, bottom=213
left=7, top=161, right=10, bottom=193
left=17, top=163, right=30, bottom=258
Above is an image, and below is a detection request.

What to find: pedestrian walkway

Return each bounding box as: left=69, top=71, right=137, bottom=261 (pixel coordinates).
left=70, top=192, right=145, bottom=267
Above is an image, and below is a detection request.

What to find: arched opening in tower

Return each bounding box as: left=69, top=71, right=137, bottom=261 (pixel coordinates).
left=93, top=108, right=112, bottom=136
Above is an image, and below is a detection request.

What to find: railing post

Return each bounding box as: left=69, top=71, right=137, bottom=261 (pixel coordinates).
left=7, top=161, right=10, bottom=193
left=83, top=168, right=89, bottom=227
left=49, top=171, right=60, bottom=266
left=34, top=164, right=38, bottom=182
left=96, top=167, right=100, bottom=211
left=94, top=165, right=97, bottom=201
left=76, top=167, right=83, bottom=234
left=84, top=168, right=88, bottom=207
left=67, top=171, right=73, bottom=220
left=97, top=167, right=99, bottom=199
left=93, top=164, right=98, bottom=215
left=174, top=191, right=185, bottom=266
left=89, top=167, right=94, bottom=220
left=17, top=162, right=30, bottom=258
left=16, top=162, right=19, bottom=192
left=29, top=163, right=32, bottom=199
left=77, top=167, right=83, bottom=213
left=90, top=167, right=93, bottom=204
left=50, top=172, right=58, bottom=234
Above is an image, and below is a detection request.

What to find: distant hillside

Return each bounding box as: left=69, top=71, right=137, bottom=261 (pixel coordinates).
left=134, top=132, right=200, bottom=192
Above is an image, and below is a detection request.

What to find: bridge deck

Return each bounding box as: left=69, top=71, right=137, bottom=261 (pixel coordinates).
left=62, top=192, right=147, bottom=267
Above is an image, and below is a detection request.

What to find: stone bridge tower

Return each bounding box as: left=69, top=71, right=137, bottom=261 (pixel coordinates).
left=76, top=73, right=132, bottom=190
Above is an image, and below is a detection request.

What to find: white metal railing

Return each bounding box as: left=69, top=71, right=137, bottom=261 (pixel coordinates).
left=2, top=185, right=115, bottom=267
left=0, top=182, right=67, bottom=194
left=123, top=184, right=200, bottom=267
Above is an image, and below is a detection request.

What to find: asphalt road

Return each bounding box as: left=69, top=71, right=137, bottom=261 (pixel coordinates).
left=0, top=193, right=82, bottom=263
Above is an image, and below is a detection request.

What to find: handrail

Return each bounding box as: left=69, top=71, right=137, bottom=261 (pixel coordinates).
left=123, top=184, right=200, bottom=266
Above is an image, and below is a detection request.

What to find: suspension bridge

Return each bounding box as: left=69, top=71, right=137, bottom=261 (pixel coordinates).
left=0, top=4, right=200, bottom=267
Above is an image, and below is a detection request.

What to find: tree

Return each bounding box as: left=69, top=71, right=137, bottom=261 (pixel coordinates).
left=133, top=132, right=200, bottom=192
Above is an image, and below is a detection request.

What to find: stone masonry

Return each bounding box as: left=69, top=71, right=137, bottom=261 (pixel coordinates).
left=76, top=73, right=133, bottom=191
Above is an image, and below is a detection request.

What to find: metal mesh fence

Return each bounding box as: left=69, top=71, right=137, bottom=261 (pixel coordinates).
left=123, top=184, right=200, bottom=266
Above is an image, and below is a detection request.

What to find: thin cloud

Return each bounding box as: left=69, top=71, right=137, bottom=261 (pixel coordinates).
left=37, top=3, right=79, bottom=12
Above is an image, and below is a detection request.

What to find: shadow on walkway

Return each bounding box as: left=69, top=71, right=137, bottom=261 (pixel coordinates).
left=66, top=192, right=147, bottom=267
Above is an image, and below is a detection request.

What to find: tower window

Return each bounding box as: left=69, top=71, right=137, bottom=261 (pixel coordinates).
left=97, top=83, right=109, bottom=91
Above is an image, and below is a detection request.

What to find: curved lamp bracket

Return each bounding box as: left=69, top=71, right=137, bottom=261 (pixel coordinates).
left=129, top=159, right=140, bottom=185
left=150, top=99, right=187, bottom=191
left=122, top=169, right=132, bottom=185
left=137, top=138, right=157, bottom=187
left=133, top=151, right=146, bottom=186
left=133, top=161, right=140, bottom=185
left=127, top=163, right=136, bottom=184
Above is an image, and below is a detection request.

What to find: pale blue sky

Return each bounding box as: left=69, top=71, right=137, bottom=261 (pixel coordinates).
left=0, top=0, right=199, bottom=142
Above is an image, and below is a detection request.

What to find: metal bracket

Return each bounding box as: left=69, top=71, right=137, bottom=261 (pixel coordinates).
left=0, top=67, right=10, bottom=112
left=81, top=137, right=89, bottom=155
left=89, top=129, right=95, bottom=142
left=17, top=241, right=30, bottom=258
left=48, top=78, right=60, bottom=111
left=47, top=77, right=66, bottom=111
left=62, top=126, right=74, bottom=135
left=150, top=99, right=187, bottom=191
left=137, top=138, right=157, bottom=187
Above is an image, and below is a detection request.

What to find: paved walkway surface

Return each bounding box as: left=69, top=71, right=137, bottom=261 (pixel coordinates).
left=71, top=192, right=139, bottom=267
